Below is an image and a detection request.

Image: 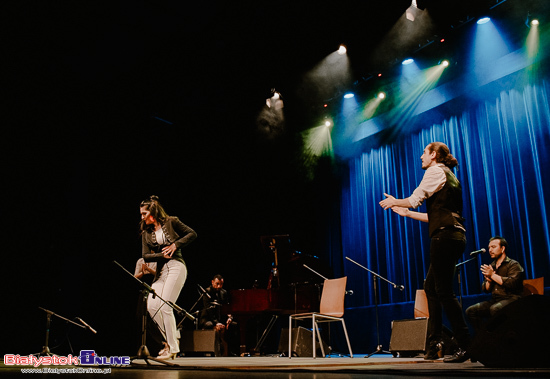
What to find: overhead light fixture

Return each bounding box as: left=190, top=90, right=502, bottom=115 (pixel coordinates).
left=406, top=0, right=421, bottom=22
left=338, top=45, right=347, bottom=55
left=402, top=58, right=414, bottom=65
left=266, top=89, right=283, bottom=108
left=477, top=17, right=491, bottom=25
left=526, top=12, right=539, bottom=28
left=343, top=93, right=355, bottom=99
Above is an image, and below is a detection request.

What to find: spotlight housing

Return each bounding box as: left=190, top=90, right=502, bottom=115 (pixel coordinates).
left=343, top=93, right=355, bottom=99
left=402, top=58, right=414, bottom=65
left=525, top=12, right=540, bottom=28
left=477, top=17, right=490, bottom=25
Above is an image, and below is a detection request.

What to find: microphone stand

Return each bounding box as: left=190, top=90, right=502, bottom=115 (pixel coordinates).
left=302, top=264, right=329, bottom=281
left=178, top=285, right=208, bottom=330
left=455, top=254, right=479, bottom=307
left=345, top=257, right=404, bottom=358
left=114, top=261, right=195, bottom=367
left=34, top=307, right=87, bottom=357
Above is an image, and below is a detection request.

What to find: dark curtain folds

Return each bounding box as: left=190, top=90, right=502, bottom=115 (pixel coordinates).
left=340, top=79, right=550, bottom=308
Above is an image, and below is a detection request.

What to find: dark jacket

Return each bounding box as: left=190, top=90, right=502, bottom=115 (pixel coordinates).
left=142, top=216, right=197, bottom=279
left=199, top=285, right=229, bottom=328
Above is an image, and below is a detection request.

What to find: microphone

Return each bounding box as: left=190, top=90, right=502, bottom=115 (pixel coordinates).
left=76, top=317, right=97, bottom=334
left=470, top=248, right=486, bottom=256
left=198, top=284, right=211, bottom=299
left=394, top=284, right=405, bottom=291
left=345, top=290, right=354, bottom=295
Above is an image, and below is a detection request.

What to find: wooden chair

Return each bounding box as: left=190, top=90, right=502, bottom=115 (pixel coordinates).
left=522, top=277, right=544, bottom=296
left=414, top=289, right=429, bottom=319
left=288, top=277, right=353, bottom=358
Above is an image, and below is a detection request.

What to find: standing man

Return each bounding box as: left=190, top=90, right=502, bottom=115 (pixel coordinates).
left=465, top=236, right=524, bottom=333
left=379, top=142, right=471, bottom=363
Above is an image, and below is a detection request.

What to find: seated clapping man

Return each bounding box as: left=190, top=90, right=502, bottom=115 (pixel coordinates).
left=465, top=236, right=524, bottom=334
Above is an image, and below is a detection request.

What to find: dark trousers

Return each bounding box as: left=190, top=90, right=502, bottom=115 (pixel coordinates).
left=424, top=230, right=471, bottom=349
left=200, top=320, right=239, bottom=356
left=465, top=297, right=519, bottom=333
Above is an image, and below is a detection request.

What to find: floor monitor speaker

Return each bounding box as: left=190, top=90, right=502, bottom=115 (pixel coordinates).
left=180, top=330, right=219, bottom=356
left=389, top=318, right=428, bottom=357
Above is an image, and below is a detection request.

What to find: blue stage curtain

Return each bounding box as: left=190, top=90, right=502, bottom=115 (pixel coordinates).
left=341, top=79, right=550, bottom=308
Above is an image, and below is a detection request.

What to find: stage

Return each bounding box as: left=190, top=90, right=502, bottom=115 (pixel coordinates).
left=3, top=354, right=550, bottom=378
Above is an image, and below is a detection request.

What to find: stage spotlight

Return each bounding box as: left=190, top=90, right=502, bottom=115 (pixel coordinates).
left=377, top=92, right=386, bottom=99
left=527, top=18, right=539, bottom=27
left=302, top=124, right=334, bottom=157
left=407, top=0, right=430, bottom=21
left=526, top=14, right=540, bottom=59
left=402, top=58, right=414, bottom=65
left=406, top=5, right=419, bottom=22
left=344, top=93, right=355, bottom=99
left=440, top=60, right=449, bottom=67
left=525, top=12, right=540, bottom=28
left=266, top=89, right=283, bottom=109
left=477, top=17, right=490, bottom=25
left=325, top=120, right=332, bottom=127
left=338, top=45, right=347, bottom=55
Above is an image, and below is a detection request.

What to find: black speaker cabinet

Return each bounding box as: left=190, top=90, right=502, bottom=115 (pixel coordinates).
left=278, top=327, right=328, bottom=357
left=469, top=295, right=550, bottom=368
left=389, top=318, right=428, bottom=357
left=180, top=330, right=219, bottom=356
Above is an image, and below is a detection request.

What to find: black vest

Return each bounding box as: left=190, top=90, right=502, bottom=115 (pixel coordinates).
left=426, top=166, right=465, bottom=237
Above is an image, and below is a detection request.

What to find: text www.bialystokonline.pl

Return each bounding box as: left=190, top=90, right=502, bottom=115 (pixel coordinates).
left=20, top=367, right=112, bottom=374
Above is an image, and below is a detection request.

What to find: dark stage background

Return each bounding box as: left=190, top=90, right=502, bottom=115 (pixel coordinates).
left=4, top=0, right=550, bottom=357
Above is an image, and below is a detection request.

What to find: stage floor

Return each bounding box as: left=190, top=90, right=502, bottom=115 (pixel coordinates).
left=3, top=354, right=549, bottom=378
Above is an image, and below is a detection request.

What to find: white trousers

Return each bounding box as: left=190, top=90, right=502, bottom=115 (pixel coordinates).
left=147, top=259, right=187, bottom=353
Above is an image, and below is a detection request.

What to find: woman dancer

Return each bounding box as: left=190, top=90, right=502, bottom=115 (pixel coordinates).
left=140, top=195, right=197, bottom=359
